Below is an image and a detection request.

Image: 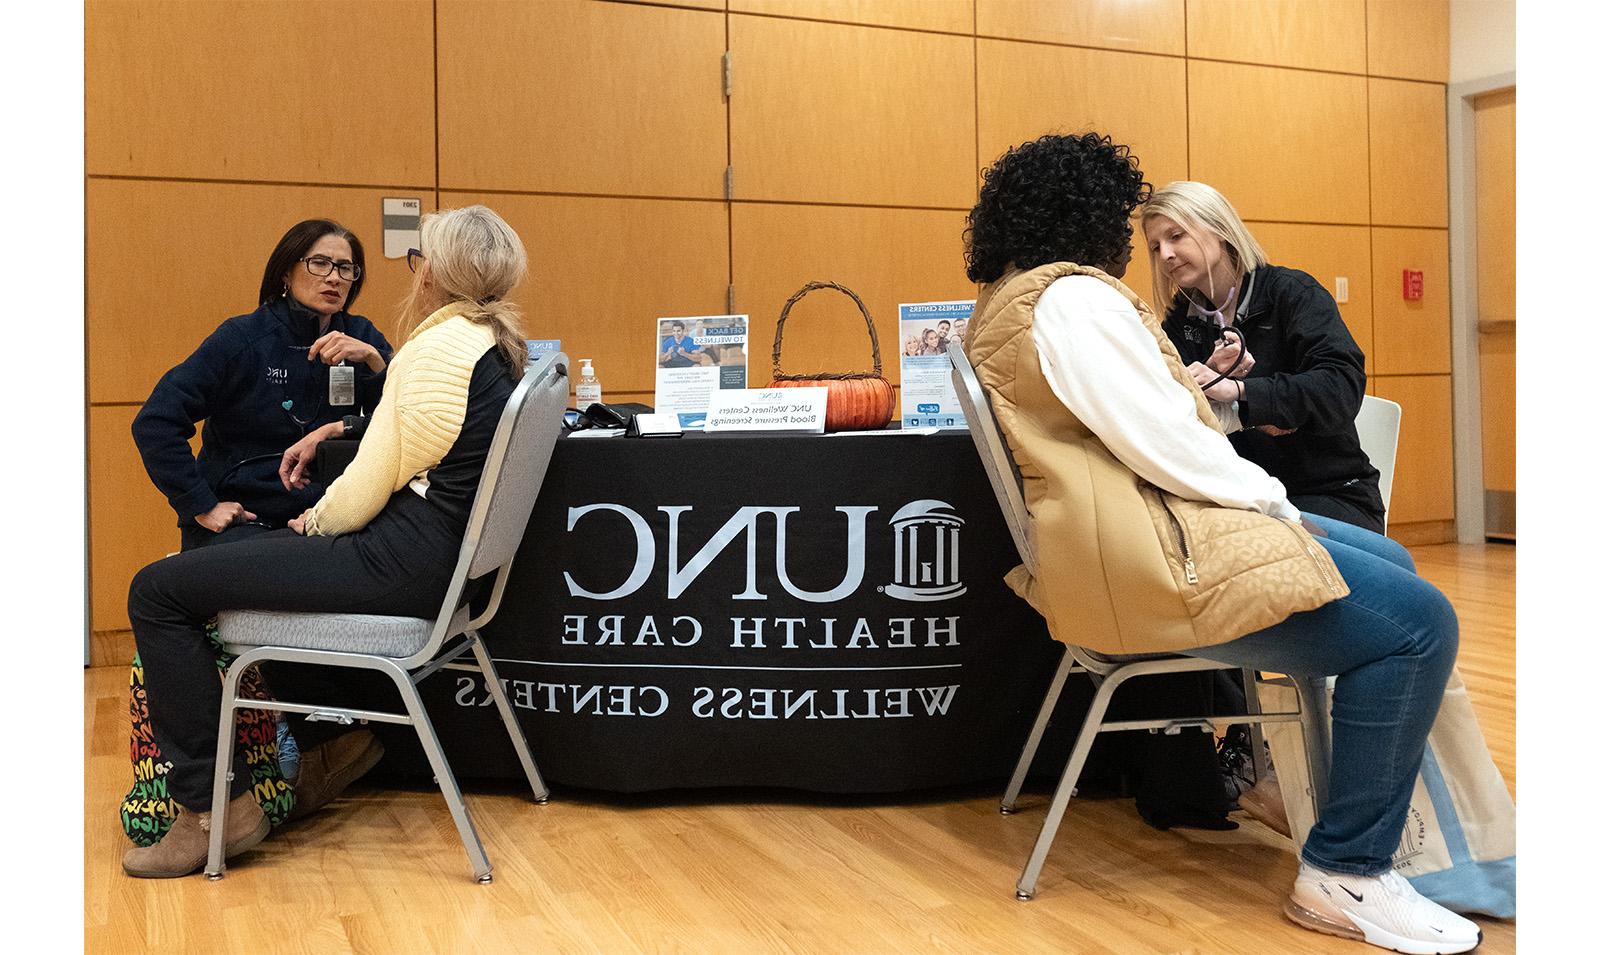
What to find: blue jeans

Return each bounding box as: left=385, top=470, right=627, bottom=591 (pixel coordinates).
left=1186, top=516, right=1458, bottom=876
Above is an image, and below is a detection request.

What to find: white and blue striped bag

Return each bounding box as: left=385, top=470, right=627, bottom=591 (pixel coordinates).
left=1262, top=667, right=1515, bottom=918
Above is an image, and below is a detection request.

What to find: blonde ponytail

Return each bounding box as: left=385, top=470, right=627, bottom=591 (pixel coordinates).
left=394, top=205, right=530, bottom=378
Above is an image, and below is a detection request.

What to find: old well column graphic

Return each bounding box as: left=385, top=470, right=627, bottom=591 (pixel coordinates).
left=885, top=500, right=966, bottom=601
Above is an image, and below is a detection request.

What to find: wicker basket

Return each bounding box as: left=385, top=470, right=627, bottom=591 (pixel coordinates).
left=766, top=281, right=895, bottom=431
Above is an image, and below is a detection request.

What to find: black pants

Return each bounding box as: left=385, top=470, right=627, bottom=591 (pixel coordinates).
left=179, top=518, right=279, bottom=554
left=129, top=492, right=463, bottom=810
left=1291, top=493, right=1384, bottom=535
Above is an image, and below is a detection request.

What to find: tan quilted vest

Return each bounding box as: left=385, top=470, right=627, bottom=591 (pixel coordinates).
left=967, top=263, right=1348, bottom=655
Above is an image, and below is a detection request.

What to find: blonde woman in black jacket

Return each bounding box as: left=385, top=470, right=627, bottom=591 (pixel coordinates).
left=1144, top=181, right=1384, bottom=534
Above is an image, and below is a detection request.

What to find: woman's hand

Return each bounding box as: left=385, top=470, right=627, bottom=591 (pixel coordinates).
left=195, top=501, right=256, bottom=533
left=1186, top=362, right=1243, bottom=403
left=1207, top=336, right=1255, bottom=378
left=287, top=509, right=310, bottom=535
left=309, top=331, right=385, bottom=372
left=279, top=421, right=344, bottom=491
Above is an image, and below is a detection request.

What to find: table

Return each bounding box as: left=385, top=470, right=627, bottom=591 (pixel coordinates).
left=321, top=430, right=1199, bottom=794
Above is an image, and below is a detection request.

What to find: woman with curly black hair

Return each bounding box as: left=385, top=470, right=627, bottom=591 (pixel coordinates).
left=961, top=133, right=1481, bottom=954
left=965, top=132, right=1148, bottom=285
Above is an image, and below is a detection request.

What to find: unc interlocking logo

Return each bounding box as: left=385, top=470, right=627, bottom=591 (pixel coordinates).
left=884, top=500, right=966, bottom=601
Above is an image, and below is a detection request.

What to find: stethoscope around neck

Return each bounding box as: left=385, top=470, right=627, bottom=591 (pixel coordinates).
left=1180, top=269, right=1257, bottom=384
left=282, top=345, right=331, bottom=431
left=280, top=302, right=343, bottom=431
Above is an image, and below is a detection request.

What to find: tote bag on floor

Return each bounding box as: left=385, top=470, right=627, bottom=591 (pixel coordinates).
left=121, top=623, right=296, bottom=846
left=1260, top=668, right=1515, bottom=918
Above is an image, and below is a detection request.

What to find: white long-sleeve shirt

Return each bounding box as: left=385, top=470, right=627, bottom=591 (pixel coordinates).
left=1031, top=275, right=1300, bottom=521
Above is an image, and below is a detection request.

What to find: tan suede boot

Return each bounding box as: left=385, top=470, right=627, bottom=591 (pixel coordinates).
left=123, top=790, right=270, bottom=878
left=286, top=728, right=385, bottom=822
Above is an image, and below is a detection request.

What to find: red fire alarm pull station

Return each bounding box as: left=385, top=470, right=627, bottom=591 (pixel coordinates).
left=1402, top=269, right=1424, bottom=301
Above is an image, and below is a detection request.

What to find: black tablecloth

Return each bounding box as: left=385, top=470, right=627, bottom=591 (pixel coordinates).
left=317, top=430, right=1206, bottom=794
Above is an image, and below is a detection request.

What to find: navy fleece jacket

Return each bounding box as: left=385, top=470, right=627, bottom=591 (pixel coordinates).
left=132, top=297, right=392, bottom=526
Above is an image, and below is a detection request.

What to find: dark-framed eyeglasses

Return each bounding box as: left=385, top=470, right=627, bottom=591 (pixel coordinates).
left=299, top=255, right=362, bottom=282
left=406, top=248, right=425, bottom=273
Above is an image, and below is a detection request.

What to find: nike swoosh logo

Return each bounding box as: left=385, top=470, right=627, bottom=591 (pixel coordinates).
left=1339, top=885, right=1364, bottom=903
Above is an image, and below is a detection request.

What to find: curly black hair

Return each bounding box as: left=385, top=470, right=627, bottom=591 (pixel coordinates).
left=964, top=133, right=1151, bottom=284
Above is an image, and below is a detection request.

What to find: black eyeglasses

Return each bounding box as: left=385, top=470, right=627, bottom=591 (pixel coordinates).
left=299, top=255, right=362, bottom=282
left=406, top=248, right=425, bottom=273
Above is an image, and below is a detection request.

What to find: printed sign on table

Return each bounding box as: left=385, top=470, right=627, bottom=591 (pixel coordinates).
left=898, top=300, right=974, bottom=428
left=654, top=315, right=749, bottom=426
left=705, top=387, right=828, bottom=433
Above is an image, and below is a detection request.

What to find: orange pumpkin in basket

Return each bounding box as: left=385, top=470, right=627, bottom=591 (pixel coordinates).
left=766, top=281, right=896, bottom=431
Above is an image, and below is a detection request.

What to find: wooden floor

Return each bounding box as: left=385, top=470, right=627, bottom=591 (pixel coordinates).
left=85, top=543, right=1516, bottom=954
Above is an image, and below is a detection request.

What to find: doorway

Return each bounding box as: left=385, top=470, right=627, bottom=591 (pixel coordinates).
left=1474, top=88, right=1515, bottom=539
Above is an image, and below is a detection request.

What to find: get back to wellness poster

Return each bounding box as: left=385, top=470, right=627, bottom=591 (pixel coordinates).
left=898, top=300, right=973, bottom=428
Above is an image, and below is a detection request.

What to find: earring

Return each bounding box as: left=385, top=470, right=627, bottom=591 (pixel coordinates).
left=281, top=284, right=288, bottom=298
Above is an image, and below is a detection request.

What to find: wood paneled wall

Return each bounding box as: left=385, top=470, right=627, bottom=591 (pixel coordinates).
left=85, top=0, right=1454, bottom=648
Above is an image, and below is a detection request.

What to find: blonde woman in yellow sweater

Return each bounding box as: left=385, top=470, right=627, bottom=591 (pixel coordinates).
left=124, top=206, right=532, bottom=879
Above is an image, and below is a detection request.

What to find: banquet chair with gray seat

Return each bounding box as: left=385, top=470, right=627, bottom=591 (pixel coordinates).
left=202, top=351, right=570, bottom=884
left=1353, top=395, right=1402, bottom=534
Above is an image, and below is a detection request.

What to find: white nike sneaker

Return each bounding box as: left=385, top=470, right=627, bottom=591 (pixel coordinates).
left=1285, top=862, right=1482, bottom=954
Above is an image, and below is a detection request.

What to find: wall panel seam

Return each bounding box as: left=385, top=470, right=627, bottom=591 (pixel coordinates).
left=1185, top=54, right=1380, bottom=81
left=971, top=25, right=979, bottom=187
left=1368, top=75, right=1449, bottom=89
left=724, top=5, right=734, bottom=293
left=1366, top=73, right=1374, bottom=255
left=727, top=9, right=974, bottom=39
left=1222, top=218, right=1392, bottom=228
left=727, top=198, right=967, bottom=213
left=433, top=0, right=441, bottom=206
left=88, top=174, right=437, bottom=192
left=1369, top=75, right=1447, bottom=86
left=973, top=34, right=1187, bottom=61
left=1361, top=0, right=1370, bottom=75
left=437, top=189, right=731, bottom=204
left=598, top=0, right=732, bottom=15
left=1368, top=196, right=1377, bottom=375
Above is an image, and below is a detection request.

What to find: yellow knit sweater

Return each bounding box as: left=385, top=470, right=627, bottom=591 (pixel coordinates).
left=304, top=301, right=496, bottom=537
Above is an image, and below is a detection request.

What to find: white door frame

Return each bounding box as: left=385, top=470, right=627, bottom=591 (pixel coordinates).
left=1447, top=70, right=1514, bottom=543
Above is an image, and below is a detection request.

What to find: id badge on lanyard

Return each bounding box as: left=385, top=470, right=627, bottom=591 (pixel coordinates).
left=329, top=363, right=355, bottom=406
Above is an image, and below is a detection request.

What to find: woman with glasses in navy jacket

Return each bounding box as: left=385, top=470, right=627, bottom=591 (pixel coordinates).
left=132, top=218, right=393, bottom=552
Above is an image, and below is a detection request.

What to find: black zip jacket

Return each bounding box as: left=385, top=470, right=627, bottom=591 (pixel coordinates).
left=1161, top=265, right=1383, bottom=527
left=132, top=297, right=392, bottom=526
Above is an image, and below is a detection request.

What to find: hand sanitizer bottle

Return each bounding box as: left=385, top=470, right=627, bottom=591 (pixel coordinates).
left=576, top=358, right=603, bottom=409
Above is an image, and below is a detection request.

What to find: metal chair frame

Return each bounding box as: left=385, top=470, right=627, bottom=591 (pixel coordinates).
left=203, top=352, right=570, bottom=884
left=947, top=342, right=1333, bottom=901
